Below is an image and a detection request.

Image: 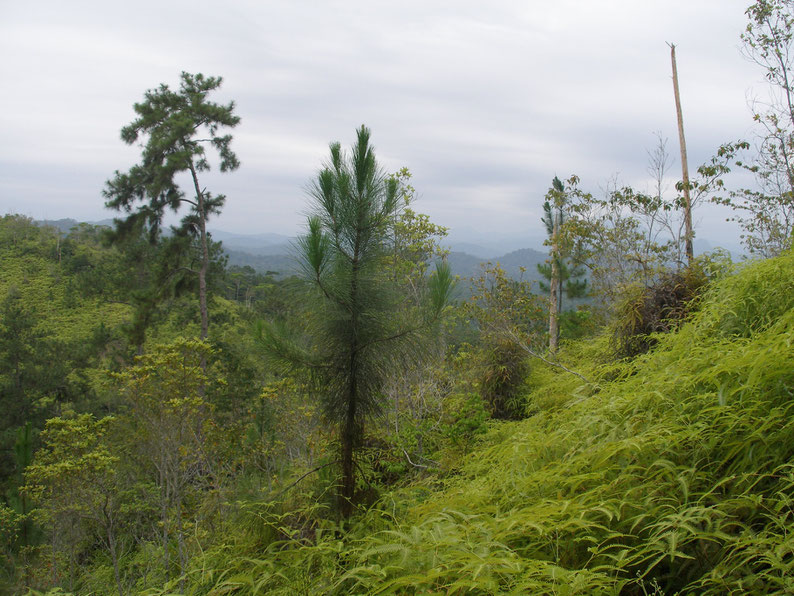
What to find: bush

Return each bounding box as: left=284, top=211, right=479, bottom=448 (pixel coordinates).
left=612, top=261, right=712, bottom=358
left=480, top=339, right=530, bottom=419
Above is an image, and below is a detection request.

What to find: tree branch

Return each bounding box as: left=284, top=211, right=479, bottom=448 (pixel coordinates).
left=274, top=460, right=340, bottom=499
left=402, top=449, right=439, bottom=470
left=500, top=326, right=591, bottom=384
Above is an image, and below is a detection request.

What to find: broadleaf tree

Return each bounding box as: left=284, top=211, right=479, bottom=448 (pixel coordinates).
left=103, top=72, right=240, bottom=341
left=260, top=126, right=454, bottom=518
left=711, top=0, right=794, bottom=256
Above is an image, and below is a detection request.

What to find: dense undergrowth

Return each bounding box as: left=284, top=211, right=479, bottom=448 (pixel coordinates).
left=129, top=251, right=794, bottom=595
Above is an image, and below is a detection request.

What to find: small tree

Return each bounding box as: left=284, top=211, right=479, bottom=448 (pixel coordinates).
left=114, top=339, right=215, bottom=583
left=103, top=72, right=240, bottom=341
left=547, top=178, right=563, bottom=353
left=467, top=264, right=547, bottom=418
left=537, top=177, right=588, bottom=348
left=25, top=415, right=124, bottom=596
left=711, top=0, right=794, bottom=256
left=261, top=126, right=453, bottom=517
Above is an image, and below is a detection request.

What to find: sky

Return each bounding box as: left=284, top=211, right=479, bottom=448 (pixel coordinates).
left=0, top=0, right=766, bottom=248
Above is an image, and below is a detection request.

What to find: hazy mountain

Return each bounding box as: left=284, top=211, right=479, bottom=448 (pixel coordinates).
left=33, top=219, right=742, bottom=282
left=445, top=226, right=546, bottom=258
left=444, top=242, right=498, bottom=259
left=489, top=248, right=549, bottom=281
left=224, top=249, right=298, bottom=277
left=445, top=248, right=545, bottom=281
left=207, top=229, right=293, bottom=255
left=36, top=218, right=114, bottom=233
left=693, top=237, right=744, bottom=259
left=215, top=229, right=547, bottom=261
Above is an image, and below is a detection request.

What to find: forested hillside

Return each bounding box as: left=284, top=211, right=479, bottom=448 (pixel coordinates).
left=4, top=215, right=794, bottom=595
left=3, top=1, right=794, bottom=594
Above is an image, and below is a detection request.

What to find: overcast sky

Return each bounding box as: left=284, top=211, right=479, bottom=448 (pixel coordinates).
left=0, top=0, right=766, bottom=247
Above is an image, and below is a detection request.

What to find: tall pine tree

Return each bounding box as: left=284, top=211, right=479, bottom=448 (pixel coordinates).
left=103, top=72, right=239, bottom=341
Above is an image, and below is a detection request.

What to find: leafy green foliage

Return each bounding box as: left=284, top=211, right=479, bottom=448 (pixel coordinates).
left=465, top=263, right=545, bottom=419
left=478, top=338, right=530, bottom=419
left=0, top=216, right=131, bottom=490
left=163, top=249, right=794, bottom=595
left=24, top=415, right=121, bottom=593
left=113, top=339, right=218, bottom=585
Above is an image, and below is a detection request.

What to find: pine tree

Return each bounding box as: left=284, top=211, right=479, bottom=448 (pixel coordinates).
left=260, top=126, right=453, bottom=517
left=103, top=72, right=239, bottom=341
left=538, top=177, right=588, bottom=350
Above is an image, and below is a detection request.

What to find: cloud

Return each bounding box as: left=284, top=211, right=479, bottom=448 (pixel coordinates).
left=0, top=0, right=763, bottom=244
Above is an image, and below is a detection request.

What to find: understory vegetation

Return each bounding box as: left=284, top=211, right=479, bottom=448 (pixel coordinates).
left=2, top=211, right=794, bottom=595
left=121, top=251, right=794, bottom=595
left=4, top=2, right=794, bottom=593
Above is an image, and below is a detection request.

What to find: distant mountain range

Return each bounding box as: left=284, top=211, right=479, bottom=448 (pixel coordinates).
left=37, top=217, right=115, bottom=232
left=214, top=228, right=549, bottom=281
left=207, top=229, right=294, bottom=256
left=32, top=218, right=742, bottom=282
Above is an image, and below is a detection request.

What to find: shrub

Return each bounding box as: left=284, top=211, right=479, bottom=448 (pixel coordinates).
left=612, top=262, right=711, bottom=358
left=480, top=339, right=530, bottom=419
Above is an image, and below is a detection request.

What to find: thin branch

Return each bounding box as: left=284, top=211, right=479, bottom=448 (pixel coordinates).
left=403, top=449, right=428, bottom=469
left=501, top=326, right=591, bottom=384
left=274, top=460, right=339, bottom=499
left=359, top=323, right=422, bottom=351
left=358, top=302, right=446, bottom=352
left=402, top=449, right=440, bottom=470
left=353, top=460, right=375, bottom=490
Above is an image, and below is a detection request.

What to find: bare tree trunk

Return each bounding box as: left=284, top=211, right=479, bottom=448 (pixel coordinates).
left=670, top=43, right=694, bottom=265
left=51, top=530, right=58, bottom=587
left=159, top=465, right=169, bottom=576
left=176, top=498, right=187, bottom=593
left=557, top=264, right=563, bottom=318
left=549, top=215, right=560, bottom=353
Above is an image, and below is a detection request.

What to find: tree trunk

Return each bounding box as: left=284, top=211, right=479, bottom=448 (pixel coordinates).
left=51, top=530, right=58, bottom=587
left=106, top=514, right=124, bottom=596
left=188, top=162, right=210, bottom=343
left=340, top=225, right=362, bottom=519
left=557, top=258, right=563, bottom=318
left=340, top=399, right=356, bottom=518
left=159, top=464, right=169, bottom=576
left=176, top=498, right=187, bottom=593
left=549, top=215, right=560, bottom=353
left=670, top=43, right=694, bottom=265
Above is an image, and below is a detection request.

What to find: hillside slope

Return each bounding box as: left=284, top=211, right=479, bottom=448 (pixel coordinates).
left=180, top=251, right=794, bottom=595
